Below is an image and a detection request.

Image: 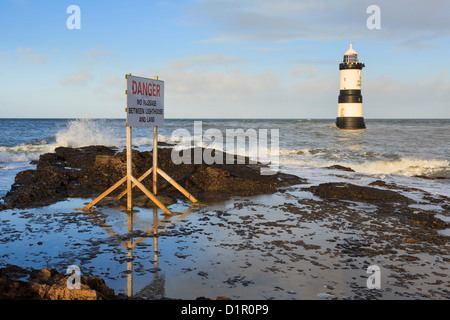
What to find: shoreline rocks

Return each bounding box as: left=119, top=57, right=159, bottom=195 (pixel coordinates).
left=0, top=264, right=116, bottom=300
left=1, top=145, right=306, bottom=209
left=304, top=182, right=414, bottom=204
left=0, top=148, right=448, bottom=300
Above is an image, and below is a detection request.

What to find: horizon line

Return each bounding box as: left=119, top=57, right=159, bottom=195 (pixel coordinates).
left=0, top=117, right=449, bottom=120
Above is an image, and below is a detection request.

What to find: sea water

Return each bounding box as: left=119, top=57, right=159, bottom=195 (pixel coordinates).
left=0, top=118, right=449, bottom=299
left=1, top=118, right=449, bottom=199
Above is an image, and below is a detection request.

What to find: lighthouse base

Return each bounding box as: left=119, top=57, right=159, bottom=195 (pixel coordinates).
left=336, top=117, right=366, bottom=130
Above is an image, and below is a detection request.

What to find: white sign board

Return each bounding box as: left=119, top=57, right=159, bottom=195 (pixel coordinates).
left=126, top=75, right=164, bottom=127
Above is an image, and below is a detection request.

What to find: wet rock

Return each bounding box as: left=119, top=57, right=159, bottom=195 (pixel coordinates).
left=305, top=182, right=414, bottom=204
left=1, top=146, right=306, bottom=209
left=0, top=264, right=116, bottom=300
left=326, top=165, right=355, bottom=172
left=133, top=195, right=175, bottom=208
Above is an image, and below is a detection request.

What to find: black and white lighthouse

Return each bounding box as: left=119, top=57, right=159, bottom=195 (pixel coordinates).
left=336, top=43, right=366, bottom=129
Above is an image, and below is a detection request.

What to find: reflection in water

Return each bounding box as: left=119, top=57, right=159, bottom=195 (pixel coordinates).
left=83, top=201, right=194, bottom=299
left=125, top=208, right=164, bottom=299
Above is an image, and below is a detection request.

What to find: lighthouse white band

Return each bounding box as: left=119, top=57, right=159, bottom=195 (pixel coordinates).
left=338, top=103, right=363, bottom=117
left=340, top=69, right=362, bottom=90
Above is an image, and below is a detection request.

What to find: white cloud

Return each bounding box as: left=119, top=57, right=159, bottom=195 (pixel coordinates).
left=365, top=75, right=450, bottom=118
left=60, top=69, right=93, bottom=86
left=102, top=74, right=123, bottom=86
left=83, top=46, right=117, bottom=64
left=291, top=66, right=318, bottom=77
left=164, top=68, right=275, bottom=96
left=0, top=52, right=10, bottom=64
left=94, top=74, right=125, bottom=102
left=246, top=46, right=286, bottom=52
left=167, top=52, right=247, bottom=70
left=137, top=64, right=336, bottom=118
left=60, top=46, right=117, bottom=86
left=189, top=0, right=450, bottom=48
left=138, top=59, right=450, bottom=119
left=17, top=47, right=47, bottom=65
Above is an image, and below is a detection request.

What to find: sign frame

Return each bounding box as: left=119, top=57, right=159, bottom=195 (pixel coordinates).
left=81, top=73, right=198, bottom=214
left=126, top=75, right=164, bottom=128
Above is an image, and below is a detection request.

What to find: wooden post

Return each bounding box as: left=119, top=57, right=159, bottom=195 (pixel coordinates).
left=81, top=74, right=199, bottom=214
left=116, top=167, right=152, bottom=200
left=153, top=126, right=158, bottom=195
left=127, top=211, right=133, bottom=297
left=126, top=126, right=133, bottom=211
left=153, top=208, right=159, bottom=279
left=130, top=176, right=172, bottom=214
left=153, top=76, right=159, bottom=196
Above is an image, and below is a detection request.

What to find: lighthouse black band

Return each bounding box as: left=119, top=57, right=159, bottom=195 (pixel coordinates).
left=336, top=117, right=366, bottom=129
left=338, top=90, right=363, bottom=103
left=339, top=63, right=365, bottom=70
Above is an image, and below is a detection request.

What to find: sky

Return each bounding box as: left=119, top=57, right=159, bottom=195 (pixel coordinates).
left=0, top=0, right=449, bottom=119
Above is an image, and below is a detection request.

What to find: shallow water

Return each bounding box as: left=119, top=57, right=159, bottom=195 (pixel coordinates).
left=1, top=184, right=448, bottom=300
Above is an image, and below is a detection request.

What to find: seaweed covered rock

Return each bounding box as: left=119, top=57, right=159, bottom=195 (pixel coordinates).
left=1, top=146, right=306, bottom=209
left=0, top=264, right=116, bottom=300
left=305, top=182, right=414, bottom=204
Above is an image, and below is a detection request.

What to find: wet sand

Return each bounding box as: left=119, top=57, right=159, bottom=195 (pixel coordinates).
left=0, top=180, right=448, bottom=300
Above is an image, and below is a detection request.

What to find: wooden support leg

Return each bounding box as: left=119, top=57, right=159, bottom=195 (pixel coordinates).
left=116, top=167, right=153, bottom=200
left=82, top=176, right=127, bottom=210
left=157, top=168, right=198, bottom=203
left=130, top=176, right=172, bottom=214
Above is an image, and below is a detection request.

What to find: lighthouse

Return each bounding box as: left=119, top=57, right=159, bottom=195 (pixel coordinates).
left=336, top=43, right=366, bottom=129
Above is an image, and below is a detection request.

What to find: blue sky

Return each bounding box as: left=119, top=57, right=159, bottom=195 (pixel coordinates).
left=0, top=0, right=449, bottom=119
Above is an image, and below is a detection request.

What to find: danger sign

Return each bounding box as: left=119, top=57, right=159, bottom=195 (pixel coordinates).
left=126, top=75, right=164, bottom=127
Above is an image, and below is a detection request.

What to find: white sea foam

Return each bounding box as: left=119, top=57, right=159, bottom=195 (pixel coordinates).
left=55, top=119, right=120, bottom=148
left=351, top=158, right=450, bottom=178
left=278, top=157, right=449, bottom=178
left=0, top=145, right=54, bottom=164
left=0, top=119, right=122, bottom=166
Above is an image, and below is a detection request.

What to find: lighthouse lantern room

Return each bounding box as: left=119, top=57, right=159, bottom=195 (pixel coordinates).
left=336, top=43, right=366, bottom=129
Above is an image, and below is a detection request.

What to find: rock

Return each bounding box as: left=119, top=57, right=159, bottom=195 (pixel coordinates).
left=0, top=264, right=116, bottom=300
left=326, top=165, right=355, bottom=172
left=1, top=146, right=306, bottom=209
left=133, top=195, right=175, bottom=208
left=368, top=180, right=387, bottom=187
left=305, top=182, right=414, bottom=204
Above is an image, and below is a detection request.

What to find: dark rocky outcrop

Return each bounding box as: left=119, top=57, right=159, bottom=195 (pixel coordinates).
left=1, top=146, right=305, bottom=209
left=305, top=182, right=414, bottom=204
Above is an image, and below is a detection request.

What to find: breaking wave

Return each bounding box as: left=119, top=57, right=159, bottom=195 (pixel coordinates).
left=55, top=119, right=120, bottom=148
left=0, top=119, right=122, bottom=166
left=280, top=157, right=450, bottom=179
left=351, top=158, right=450, bottom=178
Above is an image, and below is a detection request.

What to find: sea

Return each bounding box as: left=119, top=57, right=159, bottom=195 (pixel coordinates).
left=1, top=118, right=449, bottom=199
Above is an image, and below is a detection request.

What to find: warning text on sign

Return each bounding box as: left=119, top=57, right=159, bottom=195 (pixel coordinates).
left=126, top=75, right=164, bottom=127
